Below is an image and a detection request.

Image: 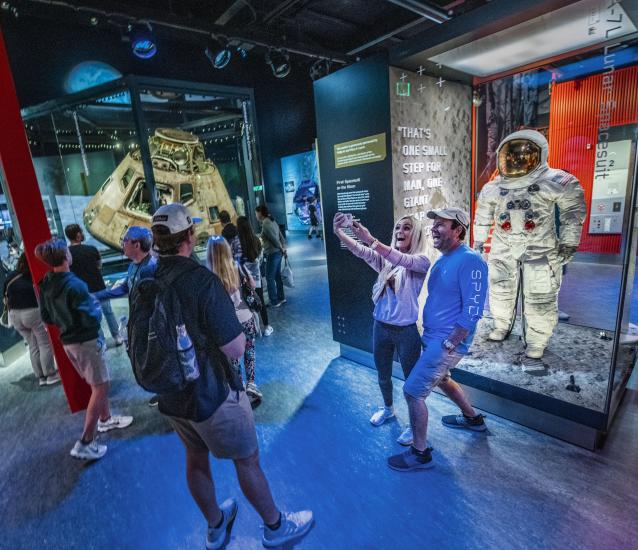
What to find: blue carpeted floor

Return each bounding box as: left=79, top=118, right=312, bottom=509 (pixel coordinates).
left=0, top=234, right=636, bottom=549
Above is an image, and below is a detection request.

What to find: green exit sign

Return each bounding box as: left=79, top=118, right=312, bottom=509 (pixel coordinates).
left=253, top=185, right=263, bottom=191
left=396, top=82, right=410, bottom=97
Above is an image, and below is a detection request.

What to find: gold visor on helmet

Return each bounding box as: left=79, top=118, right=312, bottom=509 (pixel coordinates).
left=497, top=139, right=541, bottom=178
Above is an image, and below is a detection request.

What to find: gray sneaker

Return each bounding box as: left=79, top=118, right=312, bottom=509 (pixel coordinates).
left=97, top=414, right=134, bottom=433
left=441, top=413, right=487, bottom=432
left=46, top=373, right=61, bottom=385
left=206, top=498, right=238, bottom=550
left=262, top=510, right=314, bottom=547
left=388, top=447, right=434, bottom=472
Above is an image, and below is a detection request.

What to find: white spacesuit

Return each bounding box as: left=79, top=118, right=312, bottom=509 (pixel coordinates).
left=473, top=129, right=586, bottom=359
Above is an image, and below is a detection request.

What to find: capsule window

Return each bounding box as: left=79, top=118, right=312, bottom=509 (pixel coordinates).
left=180, top=183, right=194, bottom=204
left=122, top=167, right=136, bottom=189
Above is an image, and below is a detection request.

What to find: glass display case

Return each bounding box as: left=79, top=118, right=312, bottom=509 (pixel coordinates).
left=15, top=76, right=263, bottom=271
left=418, top=3, right=638, bottom=448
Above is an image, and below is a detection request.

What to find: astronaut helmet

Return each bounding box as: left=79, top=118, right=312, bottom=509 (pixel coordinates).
left=497, top=129, right=549, bottom=179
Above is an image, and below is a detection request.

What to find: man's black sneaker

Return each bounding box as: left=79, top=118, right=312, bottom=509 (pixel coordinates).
left=441, top=413, right=487, bottom=432
left=387, top=447, right=434, bottom=472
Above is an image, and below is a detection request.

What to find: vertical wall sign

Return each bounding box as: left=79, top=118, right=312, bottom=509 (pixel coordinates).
left=314, top=56, right=395, bottom=354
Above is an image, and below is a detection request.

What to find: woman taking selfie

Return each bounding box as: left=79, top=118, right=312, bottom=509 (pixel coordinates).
left=333, top=213, right=429, bottom=445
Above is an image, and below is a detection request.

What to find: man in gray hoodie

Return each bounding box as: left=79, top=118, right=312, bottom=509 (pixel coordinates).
left=36, top=239, right=133, bottom=461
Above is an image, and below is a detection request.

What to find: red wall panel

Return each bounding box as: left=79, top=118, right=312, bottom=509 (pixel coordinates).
left=548, top=65, right=638, bottom=254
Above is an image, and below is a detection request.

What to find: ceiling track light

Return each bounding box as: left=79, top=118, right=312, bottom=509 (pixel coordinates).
left=267, top=49, right=291, bottom=79
left=205, top=36, right=232, bottom=69
left=385, top=0, right=450, bottom=24
left=129, top=22, right=157, bottom=59
left=310, top=58, right=332, bottom=81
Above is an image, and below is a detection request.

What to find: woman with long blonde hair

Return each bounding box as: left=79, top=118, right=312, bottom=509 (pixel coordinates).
left=206, top=236, right=262, bottom=401
left=333, top=213, right=430, bottom=446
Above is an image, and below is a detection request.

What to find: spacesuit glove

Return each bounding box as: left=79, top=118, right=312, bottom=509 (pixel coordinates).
left=557, top=244, right=578, bottom=265
left=473, top=241, right=485, bottom=254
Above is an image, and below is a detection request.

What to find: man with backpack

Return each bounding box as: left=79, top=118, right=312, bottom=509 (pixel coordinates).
left=130, top=203, right=312, bottom=549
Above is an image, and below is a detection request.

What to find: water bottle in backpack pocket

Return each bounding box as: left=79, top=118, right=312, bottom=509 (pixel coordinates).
left=128, top=278, right=202, bottom=394
left=176, top=323, right=200, bottom=381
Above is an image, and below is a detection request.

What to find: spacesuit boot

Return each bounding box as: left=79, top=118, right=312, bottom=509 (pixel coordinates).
left=488, top=329, right=509, bottom=341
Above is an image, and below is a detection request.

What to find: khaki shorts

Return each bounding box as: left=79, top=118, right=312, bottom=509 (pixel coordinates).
left=168, top=390, right=258, bottom=460
left=63, top=338, right=110, bottom=386
left=403, top=338, right=464, bottom=399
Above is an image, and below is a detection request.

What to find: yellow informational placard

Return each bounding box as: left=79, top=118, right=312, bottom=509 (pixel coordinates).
left=334, top=133, right=386, bottom=169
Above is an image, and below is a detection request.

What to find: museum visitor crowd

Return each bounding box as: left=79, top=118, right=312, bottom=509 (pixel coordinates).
left=6, top=196, right=491, bottom=548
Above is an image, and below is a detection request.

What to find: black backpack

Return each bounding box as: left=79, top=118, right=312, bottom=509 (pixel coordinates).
left=127, top=263, right=239, bottom=394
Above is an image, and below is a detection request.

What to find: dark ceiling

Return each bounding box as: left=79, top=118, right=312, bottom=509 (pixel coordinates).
left=1, top=0, right=489, bottom=65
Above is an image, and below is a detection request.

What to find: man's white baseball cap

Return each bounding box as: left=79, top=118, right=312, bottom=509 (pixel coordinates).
left=151, top=203, right=202, bottom=234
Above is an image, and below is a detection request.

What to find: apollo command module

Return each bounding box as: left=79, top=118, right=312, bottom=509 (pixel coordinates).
left=83, top=128, right=237, bottom=249
left=473, top=129, right=586, bottom=360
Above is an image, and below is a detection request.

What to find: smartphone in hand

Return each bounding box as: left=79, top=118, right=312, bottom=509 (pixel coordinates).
left=342, top=213, right=354, bottom=228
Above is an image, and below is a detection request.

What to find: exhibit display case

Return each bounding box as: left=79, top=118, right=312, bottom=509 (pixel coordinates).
left=10, top=76, right=263, bottom=268
left=317, top=0, right=638, bottom=447
left=440, top=2, right=638, bottom=448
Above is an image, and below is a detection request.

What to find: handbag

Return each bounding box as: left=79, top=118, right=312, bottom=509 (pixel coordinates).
left=281, top=257, right=295, bottom=288
left=1, top=273, right=23, bottom=329
left=239, top=265, right=263, bottom=313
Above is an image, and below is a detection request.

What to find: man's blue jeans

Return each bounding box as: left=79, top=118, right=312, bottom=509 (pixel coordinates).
left=100, top=299, right=119, bottom=339
left=265, top=250, right=285, bottom=304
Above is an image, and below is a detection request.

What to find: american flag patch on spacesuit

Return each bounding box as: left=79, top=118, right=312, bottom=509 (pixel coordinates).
left=551, top=172, right=577, bottom=186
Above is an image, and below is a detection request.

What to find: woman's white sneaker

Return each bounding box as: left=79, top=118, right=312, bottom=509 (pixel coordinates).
left=369, top=406, right=395, bottom=426
left=397, top=426, right=413, bottom=446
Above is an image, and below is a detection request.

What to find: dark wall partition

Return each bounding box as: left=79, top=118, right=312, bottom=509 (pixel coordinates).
left=314, top=55, right=394, bottom=352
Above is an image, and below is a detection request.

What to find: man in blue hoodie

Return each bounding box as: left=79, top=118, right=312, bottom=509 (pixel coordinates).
left=36, top=239, right=133, bottom=461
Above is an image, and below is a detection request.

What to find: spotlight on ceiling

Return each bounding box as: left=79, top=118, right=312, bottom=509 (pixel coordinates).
left=129, top=23, right=157, bottom=59
left=205, top=37, right=232, bottom=69
left=236, top=46, right=249, bottom=60
left=266, top=49, right=290, bottom=78
left=310, top=58, right=331, bottom=81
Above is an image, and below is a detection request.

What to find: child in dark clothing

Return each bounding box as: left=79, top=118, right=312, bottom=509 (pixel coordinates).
left=307, top=197, right=322, bottom=239
left=36, top=239, right=133, bottom=461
